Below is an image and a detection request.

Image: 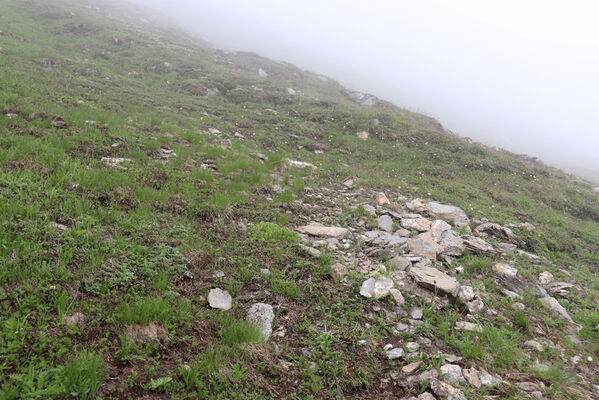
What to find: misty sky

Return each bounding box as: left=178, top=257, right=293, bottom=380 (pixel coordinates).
left=126, top=0, right=599, bottom=180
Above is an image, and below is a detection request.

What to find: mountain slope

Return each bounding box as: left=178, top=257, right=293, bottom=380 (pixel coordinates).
left=1, top=1, right=598, bottom=399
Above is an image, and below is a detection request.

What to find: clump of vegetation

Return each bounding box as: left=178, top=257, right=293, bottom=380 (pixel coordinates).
left=248, top=221, right=299, bottom=245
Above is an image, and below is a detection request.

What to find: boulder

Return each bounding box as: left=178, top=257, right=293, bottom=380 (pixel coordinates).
left=463, top=236, right=497, bottom=255
left=389, top=255, right=411, bottom=271
left=429, top=378, right=467, bottom=400
left=356, top=131, right=369, bottom=139
left=208, top=288, right=232, bottom=310
left=386, top=347, right=405, bottom=360
left=538, top=271, right=554, bottom=285
left=401, top=218, right=432, bottom=232
left=296, top=223, right=349, bottom=238
left=409, top=264, right=461, bottom=296
left=540, top=296, right=574, bottom=324
left=378, top=215, right=394, bottom=232
left=438, top=230, right=465, bottom=257
left=408, top=234, right=441, bottom=260
left=425, top=202, right=470, bottom=227
left=440, top=364, right=467, bottom=386
left=377, top=192, right=390, bottom=205
left=247, top=303, right=275, bottom=340
left=360, top=277, right=394, bottom=299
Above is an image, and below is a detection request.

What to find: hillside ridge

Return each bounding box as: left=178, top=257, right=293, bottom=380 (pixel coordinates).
left=1, top=1, right=598, bottom=399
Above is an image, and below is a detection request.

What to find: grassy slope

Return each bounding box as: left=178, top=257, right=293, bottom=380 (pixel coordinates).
left=0, top=0, right=598, bottom=399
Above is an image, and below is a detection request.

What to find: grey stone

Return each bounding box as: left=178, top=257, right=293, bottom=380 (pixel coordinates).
left=540, top=296, right=574, bottom=323
left=409, top=264, right=461, bottom=296
left=425, top=202, right=470, bottom=227
left=247, top=303, right=275, bottom=340
left=538, top=271, right=554, bottom=285
left=440, top=364, right=467, bottom=385
left=439, top=230, right=465, bottom=257
left=378, top=215, right=393, bottom=232
left=389, top=255, right=411, bottom=271
left=386, top=347, right=405, bottom=360
left=407, top=234, right=441, bottom=260
left=463, top=235, right=497, bottom=255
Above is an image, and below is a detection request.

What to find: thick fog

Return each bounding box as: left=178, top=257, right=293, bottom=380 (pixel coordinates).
left=125, top=0, right=599, bottom=182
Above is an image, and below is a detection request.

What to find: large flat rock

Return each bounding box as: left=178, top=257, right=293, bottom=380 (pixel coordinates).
left=296, top=223, right=349, bottom=238
left=425, top=202, right=470, bottom=227
left=409, top=264, right=461, bottom=297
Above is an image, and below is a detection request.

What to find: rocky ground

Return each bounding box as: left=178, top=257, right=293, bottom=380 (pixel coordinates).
left=250, top=173, right=598, bottom=399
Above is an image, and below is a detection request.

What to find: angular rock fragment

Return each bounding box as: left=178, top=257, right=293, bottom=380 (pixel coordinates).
left=207, top=288, right=232, bottom=310
left=360, top=277, right=394, bottom=299
left=401, top=218, right=432, bottom=232
left=408, top=234, right=441, bottom=260
left=409, top=264, right=461, bottom=296
left=463, top=236, right=497, bottom=255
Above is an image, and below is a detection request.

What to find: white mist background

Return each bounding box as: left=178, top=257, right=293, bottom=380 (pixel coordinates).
left=125, top=0, right=599, bottom=181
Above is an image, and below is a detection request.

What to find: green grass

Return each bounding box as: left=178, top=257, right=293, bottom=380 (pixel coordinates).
left=0, top=0, right=598, bottom=398
left=219, top=319, right=264, bottom=346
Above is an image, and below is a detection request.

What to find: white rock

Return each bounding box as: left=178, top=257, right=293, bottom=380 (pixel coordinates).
left=538, top=271, right=554, bottom=285
left=401, top=218, right=432, bottom=232
left=440, top=364, right=467, bottom=386
left=296, top=223, right=349, bottom=238
left=455, top=321, right=482, bottom=332
left=360, top=277, right=394, bottom=299
left=458, top=285, right=476, bottom=303
left=493, top=263, right=518, bottom=278
left=247, top=303, right=274, bottom=340
left=207, top=288, right=232, bottom=310
left=258, top=68, right=268, bottom=77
